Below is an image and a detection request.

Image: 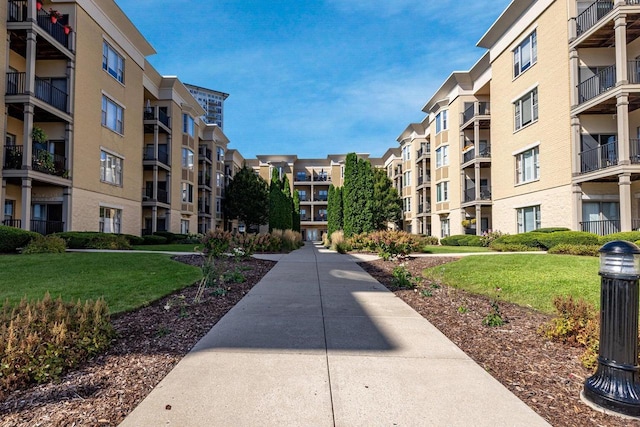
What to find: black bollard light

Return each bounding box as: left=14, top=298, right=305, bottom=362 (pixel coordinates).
left=582, top=240, right=640, bottom=417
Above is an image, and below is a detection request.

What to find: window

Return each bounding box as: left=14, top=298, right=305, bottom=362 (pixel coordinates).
left=182, top=183, right=193, bottom=203
left=436, top=181, right=449, bottom=202
left=100, top=207, right=121, bottom=234
left=4, top=200, right=14, bottom=220
left=435, top=145, right=449, bottom=168
left=216, top=199, right=221, bottom=213
left=404, top=197, right=411, bottom=212
left=440, top=218, right=450, bottom=238
left=100, top=151, right=122, bottom=186
left=183, top=114, right=195, bottom=137
left=517, top=205, right=541, bottom=233
left=182, top=148, right=194, bottom=170
left=217, top=172, right=224, bottom=188
left=404, top=170, right=411, bottom=187
left=318, top=190, right=328, bottom=201
left=514, top=88, right=538, bottom=131
left=515, top=147, right=539, bottom=184
left=300, top=208, right=307, bottom=220
left=217, top=147, right=224, bottom=161
left=102, top=96, right=123, bottom=134
left=436, top=110, right=448, bottom=133
left=181, top=219, right=189, bottom=234
left=298, top=190, right=307, bottom=201
left=513, top=30, right=537, bottom=78
left=102, top=42, right=124, bottom=83
left=402, top=145, right=411, bottom=161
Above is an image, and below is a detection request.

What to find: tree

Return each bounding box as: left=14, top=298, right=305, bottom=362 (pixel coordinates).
left=269, top=169, right=293, bottom=231
left=342, top=153, right=375, bottom=237
left=224, top=165, right=269, bottom=230
left=292, top=189, right=301, bottom=232
left=342, top=153, right=358, bottom=237
left=327, top=184, right=344, bottom=237
left=372, top=168, right=402, bottom=230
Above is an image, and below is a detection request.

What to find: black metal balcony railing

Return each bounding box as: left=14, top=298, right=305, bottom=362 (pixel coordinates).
left=581, top=219, right=620, bottom=236
left=1, top=219, right=21, bottom=228
left=579, top=141, right=618, bottom=173
left=462, top=145, right=491, bottom=164
left=143, top=146, right=169, bottom=165
left=314, top=195, right=328, bottom=202
left=198, top=175, right=212, bottom=186
left=3, top=145, right=67, bottom=177
left=142, top=187, right=168, bottom=204
left=631, top=139, right=640, bottom=164
left=6, top=72, right=68, bottom=112
left=577, top=65, right=615, bottom=104
left=198, top=147, right=213, bottom=161
left=143, top=108, right=170, bottom=128
left=463, top=149, right=475, bottom=164
left=462, top=102, right=490, bottom=124
left=4, top=144, right=23, bottom=169
left=8, top=1, right=71, bottom=49
left=295, top=173, right=311, bottom=182
left=198, top=202, right=211, bottom=213
left=464, top=188, right=491, bottom=203
left=31, top=219, right=63, bottom=235
left=576, top=0, right=614, bottom=37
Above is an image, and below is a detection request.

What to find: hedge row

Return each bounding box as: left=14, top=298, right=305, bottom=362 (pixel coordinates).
left=440, top=234, right=483, bottom=247
left=53, top=232, right=133, bottom=250
left=0, top=226, right=39, bottom=253
left=490, top=231, right=600, bottom=251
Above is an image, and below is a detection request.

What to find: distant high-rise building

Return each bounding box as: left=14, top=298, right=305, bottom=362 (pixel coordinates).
left=185, top=84, right=229, bottom=129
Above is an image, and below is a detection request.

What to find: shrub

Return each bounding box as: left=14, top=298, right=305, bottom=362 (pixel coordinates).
left=22, top=235, right=67, bottom=254
left=536, top=231, right=599, bottom=250
left=54, top=232, right=131, bottom=250
left=535, top=227, right=571, bottom=233
left=390, top=264, right=417, bottom=289
left=0, top=226, right=40, bottom=253
left=547, top=244, right=600, bottom=256
left=153, top=231, right=180, bottom=243
left=600, top=231, right=640, bottom=245
left=480, top=230, right=504, bottom=247
left=201, top=229, right=232, bottom=257
left=440, top=235, right=467, bottom=246
left=142, top=235, right=168, bottom=245
left=0, top=294, right=114, bottom=398
left=282, top=229, right=303, bottom=251
left=122, top=234, right=144, bottom=246
left=420, top=235, right=439, bottom=246
left=330, top=231, right=345, bottom=251
left=490, top=243, right=541, bottom=252
left=539, top=296, right=599, bottom=369
left=347, top=230, right=422, bottom=259
left=490, top=232, right=544, bottom=250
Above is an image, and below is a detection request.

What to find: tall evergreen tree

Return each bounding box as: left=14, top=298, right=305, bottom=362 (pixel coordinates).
left=327, top=185, right=337, bottom=236
left=342, top=153, right=358, bottom=237
left=334, top=186, right=344, bottom=232
left=269, top=168, right=293, bottom=231
left=292, top=189, right=301, bottom=232
left=224, top=165, right=269, bottom=230
left=372, top=168, right=402, bottom=230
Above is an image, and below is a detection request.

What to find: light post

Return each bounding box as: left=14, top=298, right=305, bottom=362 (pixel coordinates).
left=582, top=240, right=640, bottom=417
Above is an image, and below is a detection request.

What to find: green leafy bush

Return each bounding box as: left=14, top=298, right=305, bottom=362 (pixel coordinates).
left=0, top=226, right=40, bottom=253
left=122, top=234, right=144, bottom=245
left=536, top=231, right=599, bottom=249
left=54, top=232, right=131, bottom=250
left=490, top=233, right=545, bottom=250
left=421, top=235, right=439, bottom=246
left=390, top=264, right=418, bottom=289
left=347, top=230, right=422, bottom=259
left=490, top=243, right=541, bottom=252
left=202, top=229, right=232, bottom=257
left=440, top=235, right=467, bottom=246
left=539, top=296, right=599, bottom=369
left=153, top=231, right=180, bottom=243
left=535, top=227, right=571, bottom=233
left=600, top=231, right=640, bottom=244
left=22, top=235, right=67, bottom=254
left=547, top=244, right=600, bottom=256
left=142, top=235, right=167, bottom=245
left=480, top=230, right=504, bottom=247
left=0, top=294, right=114, bottom=398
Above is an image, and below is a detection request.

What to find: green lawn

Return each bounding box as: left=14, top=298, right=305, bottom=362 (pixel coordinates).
left=0, top=252, right=202, bottom=314
left=423, top=254, right=600, bottom=314
left=132, top=243, right=204, bottom=252
left=421, top=245, right=493, bottom=254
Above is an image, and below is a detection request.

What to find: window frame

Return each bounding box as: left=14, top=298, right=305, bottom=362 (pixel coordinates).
left=515, top=146, right=540, bottom=184
left=182, top=182, right=194, bottom=203
left=182, top=148, right=194, bottom=170
left=513, top=30, right=537, bottom=78
left=101, top=95, right=124, bottom=134
left=517, top=205, right=541, bottom=233
left=514, top=88, right=538, bottom=131
left=436, top=181, right=449, bottom=203
left=435, top=110, right=448, bottom=134
left=99, top=206, right=122, bottom=234
left=183, top=114, right=195, bottom=137
left=102, top=41, right=125, bottom=84
left=435, top=145, right=449, bottom=168
left=100, top=150, right=123, bottom=186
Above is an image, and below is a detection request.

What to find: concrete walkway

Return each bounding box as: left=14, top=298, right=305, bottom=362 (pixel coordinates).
left=120, top=243, right=550, bottom=427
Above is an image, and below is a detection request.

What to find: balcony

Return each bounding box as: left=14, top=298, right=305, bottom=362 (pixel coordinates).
left=580, top=219, right=620, bottom=235
left=579, top=141, right=618, bottom=173
left=462, top=145, right=491, bottom=164
left=6, top=72, right=69, bottom=112
left=3, top=145, right=68, bottom=177
left=198, top=175, right=212, bottom=186
left=198, top=146, right=213, bottom=161
left=416, top=143, right=431, bottom=159
left=577, top=65, right=615, bottom=104
left=143, top=107, right=170, bottom=128
left=463, top=188, right=491, bottom=203
left=417, top=175, right=431, bottom=186
left=8, top=1, right=72, bottom=50
left=31, top=219, right=63, bottom=235
left=461, top=102, right=490, bottom=125
left=314, top=195, right=328, bottom=202
left=576, top=0, right=615, bottom=37
left=142, top=187, right=169, bottom=204
left=198, top=201, right=211, bottom=214
left=1, top=219, right=21, bottom=228
left=143, top=146, right=169, bottom=165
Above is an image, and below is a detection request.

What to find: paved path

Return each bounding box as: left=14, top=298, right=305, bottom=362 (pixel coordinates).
left=120, top=243, right=550, bottom=426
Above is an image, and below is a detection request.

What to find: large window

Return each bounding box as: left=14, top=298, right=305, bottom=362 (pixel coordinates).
left=100, top=151, right=122, bottom=186
left=435, top=145, right=449, bottom=168
left=181, top=219, right=189, bottom=234
left=182, top=148, right=194, bottom=170
left=102, top=96, right=123, bottom=134
left=440, top=218, right=450, bottom=238
left=436, top=110, right=448, bottom=134
left=217, top=147, right=224, bottom=161
left=4, top=200, right=14, bottom=221
left=513, top=30, right=537, bottom=78
left=404, top=170, right=411, bottom=187
left=436, top=181, right=449, bottom=202
left=517, top=205, right=541, bottom=233
left=182, top=183, right=193, bottom=203
left=183, top=114, right=195, bottom=137
left=100, top=207, right=121, bottom=234
left=102, top=42, right=124, bottom=83
left=402, top=145, right=411, bottom=161
left=515, top=147, right=539, bottom=184
left=514, top=88, right=538, bottom=131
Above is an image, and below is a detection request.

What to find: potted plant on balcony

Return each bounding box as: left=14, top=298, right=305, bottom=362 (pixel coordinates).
left=64, top=24, right=72, bottom=35
left=36, top=1, right=44, bottom=11
left=49, top=9, right=62, bottom=24
left=31, top=126, right=47, bottom=145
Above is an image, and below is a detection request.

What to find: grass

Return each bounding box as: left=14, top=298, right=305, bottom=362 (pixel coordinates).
left=132, top=243, right=204, bottom=252
left=423, top=254, right=600, bottom=314
left=0, top=252, right=202, bottom=314
left=421, top=245, right=493, bottom=254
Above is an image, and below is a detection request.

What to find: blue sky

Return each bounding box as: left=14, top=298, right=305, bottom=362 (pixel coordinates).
left=116, top=0, right=512, bottom=159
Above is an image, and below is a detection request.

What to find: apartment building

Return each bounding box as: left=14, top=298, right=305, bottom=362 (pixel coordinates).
left=185, top=84, right=228, bottom=129
left=197, top=123, right=228, bottom=234
left=0, top=0, right=217, bottom=237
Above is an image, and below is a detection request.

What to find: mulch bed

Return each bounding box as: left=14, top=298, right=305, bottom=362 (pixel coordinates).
left=358, top=256, right=640, bottom=427
left=0, top=256, right=276, bottom=427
